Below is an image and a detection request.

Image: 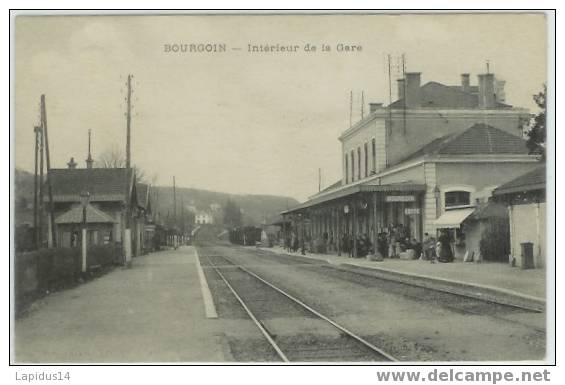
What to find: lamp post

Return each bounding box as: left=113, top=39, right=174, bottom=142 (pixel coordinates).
left=80, top=191, right=90, bottom=274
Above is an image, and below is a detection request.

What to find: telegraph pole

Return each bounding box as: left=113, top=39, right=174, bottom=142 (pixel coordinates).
left=401, top=54, right=407, bottom=135
left=39, top=120, right=44, bottom=247
left=173, top=176, right=177, bottom=249
left=387, top=54, right=393, bottom=126
left=33, top=126, right=40, bottom=249
left=41, top=95, right=56, bottom=247
left=126, top=74, right=132, bottom=169
left=123, top=75, right=134, bottom=265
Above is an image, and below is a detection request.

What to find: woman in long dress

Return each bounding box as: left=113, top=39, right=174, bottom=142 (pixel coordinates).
left=438, top=230, right=454, bottom=262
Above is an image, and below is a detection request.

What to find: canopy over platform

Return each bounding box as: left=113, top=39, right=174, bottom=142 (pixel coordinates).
left=282, top=181, right=425, bottom=214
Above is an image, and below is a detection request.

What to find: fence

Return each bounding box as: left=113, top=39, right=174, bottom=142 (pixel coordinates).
left=14, top=243, right=122, bottom=315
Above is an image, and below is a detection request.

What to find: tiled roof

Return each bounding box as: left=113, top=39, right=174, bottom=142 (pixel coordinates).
left=48, top=168, right=132, bottom=202
left=55, top=204, right=117, bottom=224
left=388, top=81, right=512, bottom=109
left=400, top=123, right=530, bottom=163
left=493, top=165, right=546, bottom=196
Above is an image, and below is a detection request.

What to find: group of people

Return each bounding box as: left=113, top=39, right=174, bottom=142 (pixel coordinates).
left=421, top=230, right=454, bottom=263
left=282, top=226, right=454, bottom=263
left=340, top=233, right=373, bottom=258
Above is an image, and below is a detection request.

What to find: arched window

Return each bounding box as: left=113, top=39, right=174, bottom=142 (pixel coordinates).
left=444, top=191, right=471, bottom=208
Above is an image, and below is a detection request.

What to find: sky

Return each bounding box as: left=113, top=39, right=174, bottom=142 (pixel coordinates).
left=14, top=13, right=547, bottom=201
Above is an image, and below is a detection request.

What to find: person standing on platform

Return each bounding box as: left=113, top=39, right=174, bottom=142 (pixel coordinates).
left=438, top=229, right=454, bottom=263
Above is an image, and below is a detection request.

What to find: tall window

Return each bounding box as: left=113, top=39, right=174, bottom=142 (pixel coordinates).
left=364, top=142, right=368, bottom=178
left=345, top=154, right=349, bottom=183
left=350, top=150, right=355, bottom=182
left=357, top=147, right=361, bottom=180
left=371, top=138, right=376, bottom=174
left=445, top=191, right=471, bottom=208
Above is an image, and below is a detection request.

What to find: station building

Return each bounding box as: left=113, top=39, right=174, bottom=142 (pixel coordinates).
left=47, top=157, right=153, bottom=257
left=282, top=71, right=541, bottom=259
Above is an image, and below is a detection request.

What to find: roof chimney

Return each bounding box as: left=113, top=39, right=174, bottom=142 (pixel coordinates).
left=397, top=78, right=405, bottom=101
left=461, top=73, right=470, bottom=93
left=85, top=129, right=94, bottom=169
left=369, top=103, right=383, bottom=113
left=478, top=73, right=496, bottom=108
left=405, top=72, right=422, bottom=108
left=67, top=157, right=77, bottom=169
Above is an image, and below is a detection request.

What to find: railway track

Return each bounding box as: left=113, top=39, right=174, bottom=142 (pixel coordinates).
left=204, top=254, right=398, bottom=362
left=243, top=249, right=545, bottom=334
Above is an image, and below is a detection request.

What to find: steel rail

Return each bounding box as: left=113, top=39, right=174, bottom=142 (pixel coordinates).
left=205, top=255, right=289, bottom=362
left=212, top=254, right=398, bottom=362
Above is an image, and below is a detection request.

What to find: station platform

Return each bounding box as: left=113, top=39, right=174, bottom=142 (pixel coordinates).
left=14, top=246, right=228, bottom=363
left=260, top=246, right=547, bottom=303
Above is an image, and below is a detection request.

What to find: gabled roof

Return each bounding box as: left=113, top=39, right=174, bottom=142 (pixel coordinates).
left=55, top=204, right=117, bottom=224
left=48, top=168, right=132, bottom=202
left=388, top=81, right=512, bottom=109
left=400, top=123, right=530, bottom=164
left=493, top=165, right=546, bottom=196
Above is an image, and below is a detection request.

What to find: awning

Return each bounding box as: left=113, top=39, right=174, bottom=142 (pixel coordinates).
left=434, top=208, right=475, bottom=228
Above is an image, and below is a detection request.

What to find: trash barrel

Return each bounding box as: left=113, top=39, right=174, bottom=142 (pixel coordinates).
left=520, top=242, right=535, bottom=269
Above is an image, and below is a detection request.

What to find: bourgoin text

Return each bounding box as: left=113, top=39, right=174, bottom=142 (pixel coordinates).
left=163, top=42, right=363, bottom=54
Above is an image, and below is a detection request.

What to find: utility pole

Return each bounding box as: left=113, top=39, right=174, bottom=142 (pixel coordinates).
left=41, top=95, right=56, bottom=247
left=126, top=74, right=132, bottom=169
left=387, top=54, right=393, bottom=129
left=318, top=168, right=321, bottom=192
left=401, top=54, right=407, bottom=135
left=173, top=176, right=177, bottom=249
left=33, top=126, right=40, bottom=249
left=39, top=120, right=44, bottom=248
left=123, top=75, right=133, bottom=265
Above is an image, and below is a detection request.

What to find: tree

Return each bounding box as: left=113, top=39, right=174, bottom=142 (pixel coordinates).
left=525, top=84, right=546, bottom=159
left=96, top=146, right=147, bottom=182
left=223, top=199, right=242, bottom=228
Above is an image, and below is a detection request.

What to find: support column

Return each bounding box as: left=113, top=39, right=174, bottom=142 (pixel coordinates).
left=47, top=213, right=53, bottom=248
left=81, top=228, right=87, bottom=273
left=353, top=198, right=358, bottom=258
left=124, top=229, right=132, bottom=266
left=372, top=193, right=378, bottom=254
left=337, top=206, right=341, bottom=256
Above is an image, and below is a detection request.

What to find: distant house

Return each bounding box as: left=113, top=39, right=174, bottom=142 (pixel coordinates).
left=195, top=210, right=214, bottom=225
left=46, top=160, right=150, bottom=257
left=493, top=166, right=546, bottom=268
